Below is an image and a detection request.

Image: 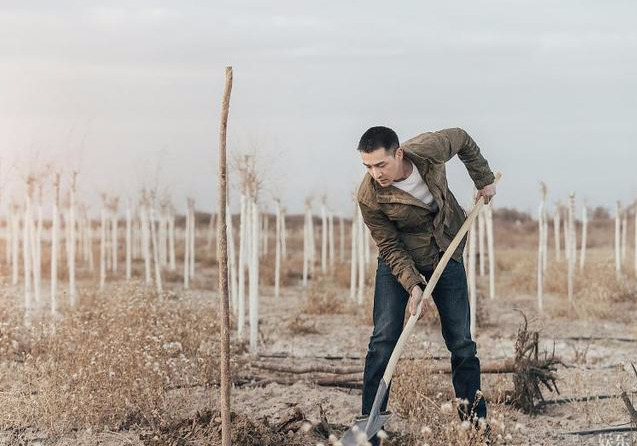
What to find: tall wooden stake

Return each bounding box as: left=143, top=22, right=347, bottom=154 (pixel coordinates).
left=567, top=193, right=576, bottom=301
left=217, top=66, right=233, bottom=446
left=615, top=201, right=621, bottom=279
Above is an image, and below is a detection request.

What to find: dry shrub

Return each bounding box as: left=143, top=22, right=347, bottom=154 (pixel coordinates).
left=495, top=247, right=637, bottom=322
left=0, top=286, right=27, bottom=360
left=0, top=283, right=241, bottom=435
left=286, top=315, right=320, bottom=335
left=303, top=274, right=356, bottom=315
left=390, top=360, right=518, bottom=445
left=496, top=250, right=535, bottom=295
left=162, top=268, right=184, bottom=283
left=510, top=314, right=560, bottom=413
left=333, top=260, right=354, bottom=289
left=258, top=257, right=294, bottom=288
left=288, top=314, right=319, bottom=335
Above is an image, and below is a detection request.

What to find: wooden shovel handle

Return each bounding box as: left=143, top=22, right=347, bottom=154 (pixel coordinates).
left=381, top=172, right=502, bottom=384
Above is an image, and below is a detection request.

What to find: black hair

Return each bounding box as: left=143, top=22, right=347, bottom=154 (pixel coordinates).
left=357, top=126, right=399, bottom=154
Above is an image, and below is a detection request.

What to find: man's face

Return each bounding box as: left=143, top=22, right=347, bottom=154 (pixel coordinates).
left=361, top=147, right=404, bottom=187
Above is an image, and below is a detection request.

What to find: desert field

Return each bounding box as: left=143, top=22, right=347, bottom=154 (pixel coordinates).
left=0, top=209, right=635, bottom=446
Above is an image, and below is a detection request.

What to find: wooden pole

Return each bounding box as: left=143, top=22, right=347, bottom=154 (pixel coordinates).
left=350, top=200, right=358, bottom=301
left=169, top=210, right=176, bottom=271
left=553, top=203, right=561, bottom=260
left=100, top=207, right=107, bottom=289
left=579, top=203, right=587, bottom=270
left=111, top=200, right=118, bottom=273
left=321, top=197, right=327, bottom=273
left=68, top=172, right=77, bottom=306
left=621, top=211, right=628, bottom=261
left=302, top=199, right=310, bottom=287
left=356, top=205, right=365, bottom=305
left=86, top=212, right=95, bottom=273
left=23, top=179, right=33, bottom=325
left=142, top=202, right=152, bottom=286
left=339, top=214, right=345, bottom=262
left=634, top=207, right=637, bottom=279
left=537, top=183, right=547, bottom=311
left=468, top=207, right=477, bottom=336
left=149, top=207, right=162, bottom=293
left=485, top=204, right=495, bottom=300
left=328, top=209, right=335, bottom=269
left=309, top=204, right=316, bottom=275
left=274, top=199, right=281, bottom=299
left=227, top=204, right=238, bottom=310
left=34, top=186, right=43, bottom=305
left=189, top=200, right=196, bottom=279
left=249, top=200, right=259, bottom=355
left=51, top=174, right=60, bottom=316
left=126, top=200, right=132, bottom=280
left=217, top=65, right=233, bottom=446
left=183, top=199, right=191, bottom=289
left=237, top=194, right=246, bottom=335
left=478, top=206, right=485, bottom=276
left=615, top=201, right=621, bottom=279
left=567, top=193, right=575, bottom=301
left=11, top=204, right=19, bottom=285
left=280, top=206, right=287, bottom=258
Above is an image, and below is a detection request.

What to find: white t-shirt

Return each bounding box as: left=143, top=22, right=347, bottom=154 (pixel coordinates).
left=393, top=160, right=434, bottom=205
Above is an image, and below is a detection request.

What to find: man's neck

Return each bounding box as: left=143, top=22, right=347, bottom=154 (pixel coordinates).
left=394, top=159, right=413, bottom=183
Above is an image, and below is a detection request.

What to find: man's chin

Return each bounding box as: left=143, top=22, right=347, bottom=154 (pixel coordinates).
left=378, top=180, right=392, bottom=187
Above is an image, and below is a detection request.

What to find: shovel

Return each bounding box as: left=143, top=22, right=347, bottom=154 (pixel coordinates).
left=339, top=173, right=501, bottom=446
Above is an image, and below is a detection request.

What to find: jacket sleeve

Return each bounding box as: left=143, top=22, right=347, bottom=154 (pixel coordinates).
left=433, top=128, right=495, bottom=190
left=358, top=200, right=425, bottom=293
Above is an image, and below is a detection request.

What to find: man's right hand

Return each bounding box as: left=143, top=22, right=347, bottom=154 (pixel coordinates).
left=407, top=284, right=429, bottom=320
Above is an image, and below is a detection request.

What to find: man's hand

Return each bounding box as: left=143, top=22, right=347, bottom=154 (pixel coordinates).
left=407, top=284, right=430, bottom=320
left=476, top=182, right=496, bottom=204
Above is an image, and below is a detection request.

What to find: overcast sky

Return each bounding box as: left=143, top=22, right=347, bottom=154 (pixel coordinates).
left=1, top=1, right=636, bottom=216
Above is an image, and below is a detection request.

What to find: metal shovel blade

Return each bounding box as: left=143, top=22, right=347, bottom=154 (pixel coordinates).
left=339, top=412, right=392, bottom=446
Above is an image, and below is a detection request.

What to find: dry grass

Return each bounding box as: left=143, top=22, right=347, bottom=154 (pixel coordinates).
left=0, top=282, right=240, bottom=435
left=0, top=214, right=635, bottom=444
left=493, top=246, right=637, bottom=322
left=390, top=359, right=522, bottom=445
left=286, top=314, right=321, bottom=335
left=303, top=274, right=355, bottom=315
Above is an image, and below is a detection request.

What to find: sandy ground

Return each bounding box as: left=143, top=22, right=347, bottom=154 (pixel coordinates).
left=224, top=284, right=637, bottom=446
left=1, top=269, right=636, bottom=446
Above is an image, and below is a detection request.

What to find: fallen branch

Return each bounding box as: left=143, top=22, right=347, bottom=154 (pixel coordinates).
left=563, top=426, right=637, bottom=435
left=557, top=336, right=637, bottom=343
left=537, top=390, right=637, bottom=406
left=254, top=363, right=363, bottom=375
left=257, top=353, right=449, bottom=361
left=248, top=375, right=363, bottom=389
left=254, top=358, right=520, bottom=378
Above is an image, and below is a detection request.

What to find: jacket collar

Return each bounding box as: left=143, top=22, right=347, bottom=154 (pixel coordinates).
left=372, top=151, right=435, bottom=210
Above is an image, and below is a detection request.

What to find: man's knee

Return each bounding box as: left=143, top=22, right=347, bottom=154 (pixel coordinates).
left=368, top=324, right=401, bottom=355
left=448, top=338, right=477, bottom=360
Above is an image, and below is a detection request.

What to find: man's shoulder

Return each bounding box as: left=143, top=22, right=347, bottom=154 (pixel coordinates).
left=401, top=128, right=465, bottom=158
left=356, top=173, right=378, bottom=208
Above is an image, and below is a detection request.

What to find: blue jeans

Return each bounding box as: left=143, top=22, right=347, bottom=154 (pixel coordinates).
left=362, top=256, right=487, bottom=432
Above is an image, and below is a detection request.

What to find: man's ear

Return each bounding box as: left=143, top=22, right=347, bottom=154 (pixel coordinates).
left=394, top=147, right=403, bottom=159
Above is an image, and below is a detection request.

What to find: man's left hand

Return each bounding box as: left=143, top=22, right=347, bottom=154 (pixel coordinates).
left=476, top=182, right=496, bottom=204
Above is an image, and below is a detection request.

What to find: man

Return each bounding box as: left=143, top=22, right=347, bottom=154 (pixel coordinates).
left=356, top=126, right=496, bottom=442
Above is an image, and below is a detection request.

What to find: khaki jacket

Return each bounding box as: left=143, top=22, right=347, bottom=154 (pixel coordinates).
left=356, top=128, right=495, bottom=293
